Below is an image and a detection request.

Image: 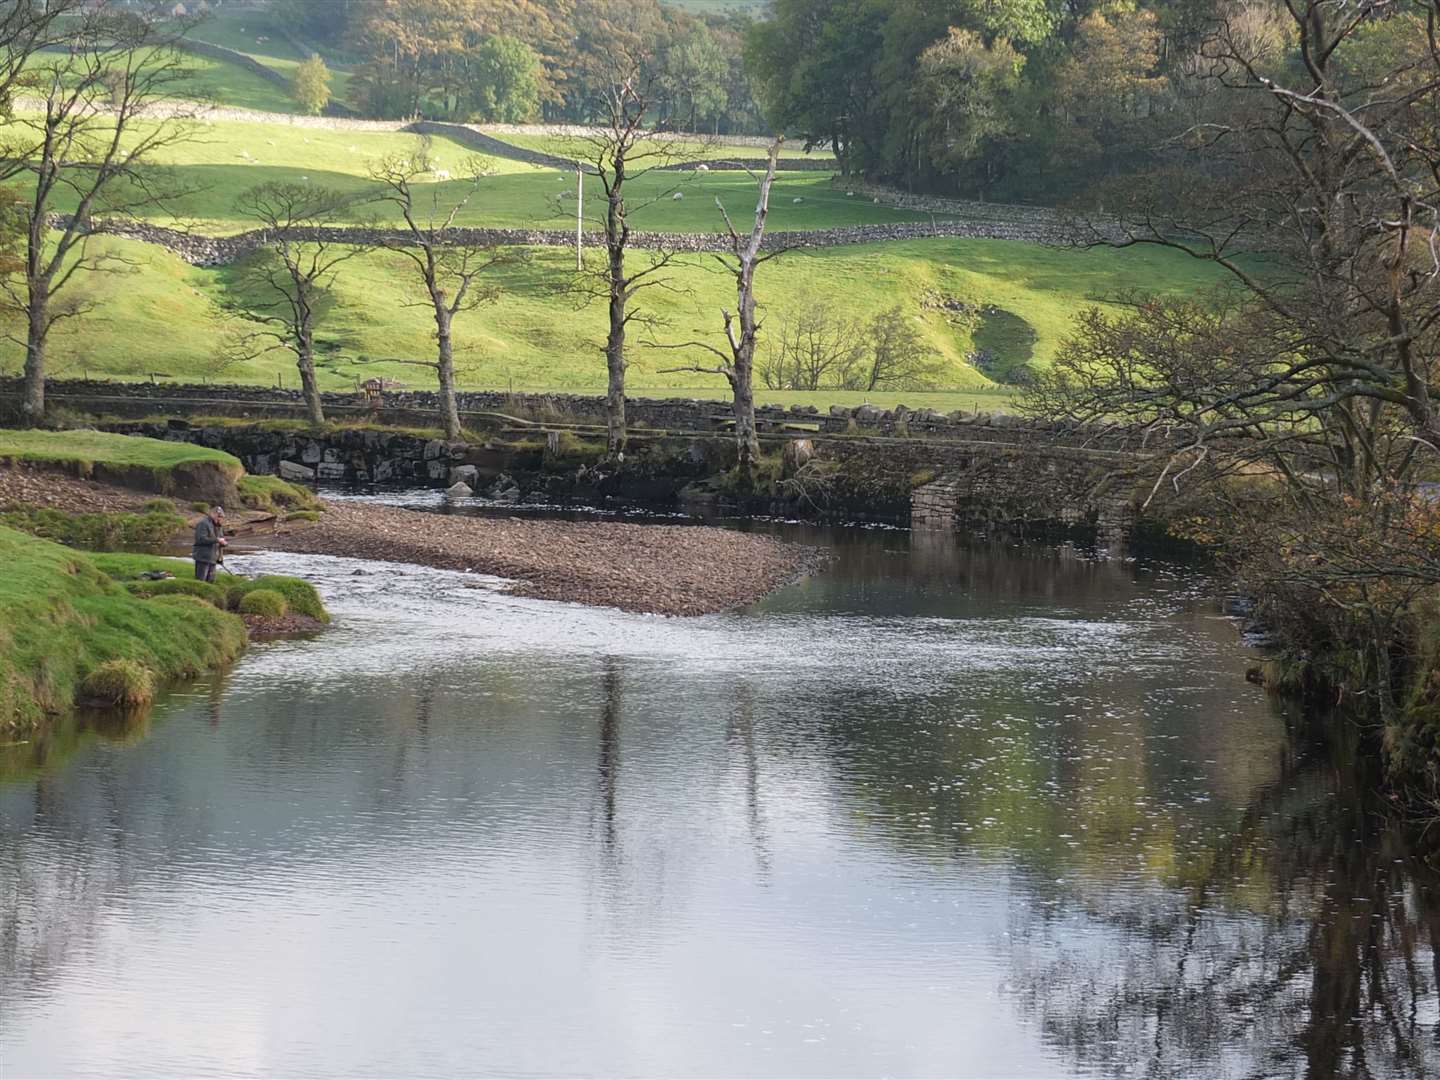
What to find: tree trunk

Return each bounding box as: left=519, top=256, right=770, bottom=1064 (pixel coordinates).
left=296, top=323, right=326, bottom=426
left=605, top=276, right=627, bottom=457
left=21, top=283, right=47, bottom=425
left=730, top=354, right=759, bottom=479
left=604, top=172, right=628, bottom=457
left=434, top=303, right=461, bottom=441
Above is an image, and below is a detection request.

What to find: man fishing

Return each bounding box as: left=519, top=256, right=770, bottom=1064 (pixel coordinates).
left=193, top=505, right=227, bottom=581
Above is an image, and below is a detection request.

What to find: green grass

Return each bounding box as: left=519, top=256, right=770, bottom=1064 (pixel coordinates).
left=237, top=588, right=287, bottom=617
left=226, top=576, right=329, bottom=622
left=237, top=475, right=324, bottom=513
left=0, top=525, right=246, bottom=733
left=493, top=131, right=834, bottom=163
left=0, top=112, right=924, bottom=235
left=87, top=552, right=191, bottom=579
left=0, top=506, right=185, bottom=552
left=0, top=429, right=240, bottom=475
left=0, top=234, right=1223, bottom=401
left=187, top=7, right=355, bottom=104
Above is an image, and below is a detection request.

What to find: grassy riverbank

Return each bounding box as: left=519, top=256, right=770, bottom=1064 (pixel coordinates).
left=0, top=526, right=247, bottom=733
left=0, top=428, right=240, bottom=476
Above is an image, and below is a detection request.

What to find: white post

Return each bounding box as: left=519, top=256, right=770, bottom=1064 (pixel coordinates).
left=576, top=165, right=583, bottom=270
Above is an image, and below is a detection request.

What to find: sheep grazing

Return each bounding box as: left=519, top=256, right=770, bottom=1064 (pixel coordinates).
left=873, top=197, right=881, bottom=204
left=672, top=191, right=684, bottom=201
left=846, top=191, right=855, bottom=197
left=433, top=169, right=451, bottom=181
left=792, top=197, right=803, bottom=204
left=696, top=163, right=709, bottom=172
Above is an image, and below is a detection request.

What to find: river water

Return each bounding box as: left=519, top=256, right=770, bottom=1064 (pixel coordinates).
left=2, top=514, right=1437, bottom=1078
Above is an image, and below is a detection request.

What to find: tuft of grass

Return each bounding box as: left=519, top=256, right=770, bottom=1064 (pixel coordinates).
left=0, top=525, right=247, bottom=733
left=226, top=575, right=329, bottom=622
left=80, top=659, right=155, bottom=709
left=124, top=577, right=230, bottom=608
left=238, top=474, right=323, bottom=513
left=237, top=588, right=288, bottom=617
left=282, top=509, right=322, bottom=523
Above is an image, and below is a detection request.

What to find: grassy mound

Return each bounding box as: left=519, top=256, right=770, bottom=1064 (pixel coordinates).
left=123, top=577, right=231, bottom=608
left=227, top=575, right=329, bottom=622
left=80, top=659, right=155, bottom=709
left=238, top=474, right=323, bottom=513
left=0, top=430, right=243, bottom=505
left=0, top=429, right=238, bottom=473
left=237, top=588, right=288, bottom=617
left=0, top=526, right=247, bottom=733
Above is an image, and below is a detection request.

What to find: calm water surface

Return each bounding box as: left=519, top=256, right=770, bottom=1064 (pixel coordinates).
left=2, top=517, right=1438, bottom=1078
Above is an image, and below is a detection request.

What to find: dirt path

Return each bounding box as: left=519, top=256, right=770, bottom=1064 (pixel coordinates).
left=257, top=501, right=819, bottom=616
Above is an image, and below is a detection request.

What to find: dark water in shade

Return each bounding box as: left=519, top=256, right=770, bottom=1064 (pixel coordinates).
left=2, top=521, right=1438, bottom=1079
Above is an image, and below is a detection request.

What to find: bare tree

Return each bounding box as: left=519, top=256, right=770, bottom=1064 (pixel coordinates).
left=759, top=297, right=865, bottom=391
left=658, top=139, right=785, bottom=483
left=226, top=183, right=373, bottom=426
left=551, top=61, right=696, bottom=457
left=368, top=147, right=518, bottom=441
left=1025, top=0, right=1440, bottom=784
left=0, top=1, right=202, bottom=423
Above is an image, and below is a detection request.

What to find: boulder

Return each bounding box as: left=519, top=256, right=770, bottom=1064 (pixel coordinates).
left=300, top=441, right=323, bottom=465
left=446, top=481, right=474, bottom=498
left=278, top=460, right=315, bottom=482
left=423, top=439, right=445, bottom=460
left=449, top=464, right=479, bottom=487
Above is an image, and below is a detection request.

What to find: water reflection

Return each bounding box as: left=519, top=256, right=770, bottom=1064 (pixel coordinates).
left=0, top=528, right=1435, bottom=1078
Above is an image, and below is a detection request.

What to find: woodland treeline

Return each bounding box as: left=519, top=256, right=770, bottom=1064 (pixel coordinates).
left=278, top=0, right=764, bottom=132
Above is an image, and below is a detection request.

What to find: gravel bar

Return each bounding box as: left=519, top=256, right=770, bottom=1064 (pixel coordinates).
left=257, top=501, right=820, bottom=616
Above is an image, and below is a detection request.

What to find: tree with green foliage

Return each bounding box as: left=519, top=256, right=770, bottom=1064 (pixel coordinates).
left=292, top=54, right=333, bottom=116
left=660, top=23, right=727, bottom=131
left=470, top=35, right=541, bottom=122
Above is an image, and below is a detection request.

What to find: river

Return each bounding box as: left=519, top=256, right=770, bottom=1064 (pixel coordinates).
left=2, top=512, right=1437, bottom=1078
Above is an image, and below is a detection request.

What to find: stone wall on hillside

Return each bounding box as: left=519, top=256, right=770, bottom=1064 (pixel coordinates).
left=54, top=212, right=1071, bottom=267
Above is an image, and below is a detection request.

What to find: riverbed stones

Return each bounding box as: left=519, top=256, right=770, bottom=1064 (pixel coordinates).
left=446, top=481, right=473, bottom=497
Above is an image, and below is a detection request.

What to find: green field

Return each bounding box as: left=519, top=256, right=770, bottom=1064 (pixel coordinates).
left=0, top=49, right=1226, bottom=405
left=493, top=131, right=833, bottom=163
left=0, top=230, right=1222, bottom=401
left=46, top=115, right=908, bottom=235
